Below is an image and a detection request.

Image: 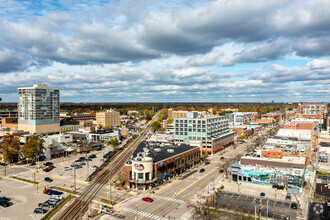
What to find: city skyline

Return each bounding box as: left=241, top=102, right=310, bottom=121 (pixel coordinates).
left=0, top=0, right=329, bottom=102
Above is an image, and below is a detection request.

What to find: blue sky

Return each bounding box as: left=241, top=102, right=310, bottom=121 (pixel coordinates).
left=0, top=0, right=329, bottom=103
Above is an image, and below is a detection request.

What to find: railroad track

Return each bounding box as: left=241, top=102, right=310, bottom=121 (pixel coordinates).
left=58, top=111, right=161, bottom=220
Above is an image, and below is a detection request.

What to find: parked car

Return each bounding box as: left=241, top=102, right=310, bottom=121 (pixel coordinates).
left=291, top=202, right=297, bottom=209
left=34, top=208, right=48, bottom=214
left=142, top=197, right=153, bottom=202
left=90, top=165, right=98, bottom=170
left=29, top=162, right=36, bottom=166
left=44, top=162, right=53, bottom=166
left=43, top=189, right=50, bottom=194
left=220, top=157, right=225, bottom=160
left=219, top=169, right=224, bottom=173
left=46, top=190, right=55, bottom=195
left=199, top=169, right=205, bottom=173
left=205, top=161, right=210, bottom=165
left=51, top=195, right=63, bottom=200
left=79, top=157, right=86, bottom=161
left=79, top=161, right=86, bottom=165
left=38, top=202, right=52, bottom=208
left=51, top=191, right=63, bottom=195
left=285, top=193, right=291, bottom=201
left=46, top=200, right=58, bottom=206
left=0, top=200, right=10, bottom=207
left=45, top=177, right=53, bottom=182
left=260, top=192, right=265, bottom=197
left=64, top=167, right=72, bottom=171
left=88, top=154, right=96, bottom=159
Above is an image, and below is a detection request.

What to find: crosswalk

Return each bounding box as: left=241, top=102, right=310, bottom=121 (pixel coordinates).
left=123, top=207, right=166, bottom=220
left=152, top=195, right=187, bottom=204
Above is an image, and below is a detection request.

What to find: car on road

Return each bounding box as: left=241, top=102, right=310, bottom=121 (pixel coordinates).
left=142, top=197, right=153, bottom=202
left=285, top=193, right=291, bottom=201
left=220, top=157, right=225, bottom=160
left=45, top=177, right=53, bottom=182
left=199, top=168, right=205, bottom=173
left=205, top=161, right=210, bottom=165
left=34, top=208, right=48, bottom=214
left=0, top=162, right=7, bottom=166
left=290, top=202, right=297, bottom=209
left=64, top=167, right=72, bottom=171
left=219, top=169, right=224, bottom=173
left=260, top=192, right=265, bottom=197
left=29, top=162, right=36, bottom=166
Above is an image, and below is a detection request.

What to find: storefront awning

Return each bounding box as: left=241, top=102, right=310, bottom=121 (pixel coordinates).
left=162, top=175, right=166, bottom=178
left=166, top=172, right=171, bottom=176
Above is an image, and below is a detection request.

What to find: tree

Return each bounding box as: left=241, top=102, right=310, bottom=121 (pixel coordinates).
left=103, top=123, right=112, bottom=128
left=202, top=151, right=209, bottom=159
left=0, top=134, right=20, bottom=162
left=166, top=118, right=174, bottom=123
left=22, top=134, right=45, bottom=161
left=107, top=138, right=119, bottom=149
left=151, top=121, right=161, bottom=132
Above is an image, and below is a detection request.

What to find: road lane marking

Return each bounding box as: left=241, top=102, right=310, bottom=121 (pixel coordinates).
left=176, top=167, right=218, bottom=196
left=154, top=180, right=181, bottom=195
left=76, top=180, right=89, bottom=184
left=52, top=176, right=64, bottom=179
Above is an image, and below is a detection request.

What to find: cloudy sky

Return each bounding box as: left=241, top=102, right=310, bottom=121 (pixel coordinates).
left=0, top=0, right=329, bottom=103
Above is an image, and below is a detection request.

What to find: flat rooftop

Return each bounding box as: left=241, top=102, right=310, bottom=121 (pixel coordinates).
left=241, top=156, right=306, bottom=165
left=130, top=141, right=199, bottom=163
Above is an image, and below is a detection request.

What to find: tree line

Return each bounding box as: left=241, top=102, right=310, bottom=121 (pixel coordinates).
left=0, top=134, right=45, bottom=163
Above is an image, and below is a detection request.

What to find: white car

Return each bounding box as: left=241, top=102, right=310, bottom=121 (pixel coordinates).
left=64, top=167, right=72, bottom=171
left=90, top=165, right=98, bottom=170
left=51, top=195, right=63, bottom=200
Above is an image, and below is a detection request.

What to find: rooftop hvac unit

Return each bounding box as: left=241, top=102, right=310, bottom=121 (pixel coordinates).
left=167, top=149, right=174, bottom=153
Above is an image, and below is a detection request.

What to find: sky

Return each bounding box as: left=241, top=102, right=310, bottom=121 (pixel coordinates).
left=0, top=0, right=329, bottom=103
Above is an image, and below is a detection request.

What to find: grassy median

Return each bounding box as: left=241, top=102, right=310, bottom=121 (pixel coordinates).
left=10, top=176, right=39, bottom=184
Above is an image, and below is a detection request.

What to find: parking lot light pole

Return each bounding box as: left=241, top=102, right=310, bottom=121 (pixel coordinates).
left=266, top=200, right=269, bottom=219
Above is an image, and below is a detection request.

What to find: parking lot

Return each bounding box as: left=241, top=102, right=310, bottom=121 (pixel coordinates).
left=0, top=178, right=60, bottom=220
left=14, top=147, right=112, bottom=191
left=215, top=191, right=299, bottom=220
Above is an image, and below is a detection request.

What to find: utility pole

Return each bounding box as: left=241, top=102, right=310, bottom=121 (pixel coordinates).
left=110, top=172, right=112, bottom=205
left=74, top=167, right=76, bottom=192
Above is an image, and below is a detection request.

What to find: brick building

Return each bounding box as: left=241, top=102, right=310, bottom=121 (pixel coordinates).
left=125, top=141, right=201, bottom=190
left=298, top=102, right=327, bottom=119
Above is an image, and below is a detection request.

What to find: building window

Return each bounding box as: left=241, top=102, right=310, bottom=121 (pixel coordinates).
left=138, top=173, right=143, bottom=180
left=146, top=173, right=150, bottom=181
left=134, top=172, right=136, bottom=180
left=129, top=171, right=132, bottom=180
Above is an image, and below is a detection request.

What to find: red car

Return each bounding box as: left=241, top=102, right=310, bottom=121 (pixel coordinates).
left=219, top=169, right=224, bottom=173
left=43, top=189, right=50, bottom=194
left=142, top=197, right=153, bottom=202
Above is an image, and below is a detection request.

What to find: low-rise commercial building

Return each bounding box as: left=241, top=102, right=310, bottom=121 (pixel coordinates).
left=231, top=156, right=306, bottom=194
left=0, top=110, right=18, bottom=124
left=226, top=112, right=258, bottom=126
left=125, top=142, right=201, bottom=190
